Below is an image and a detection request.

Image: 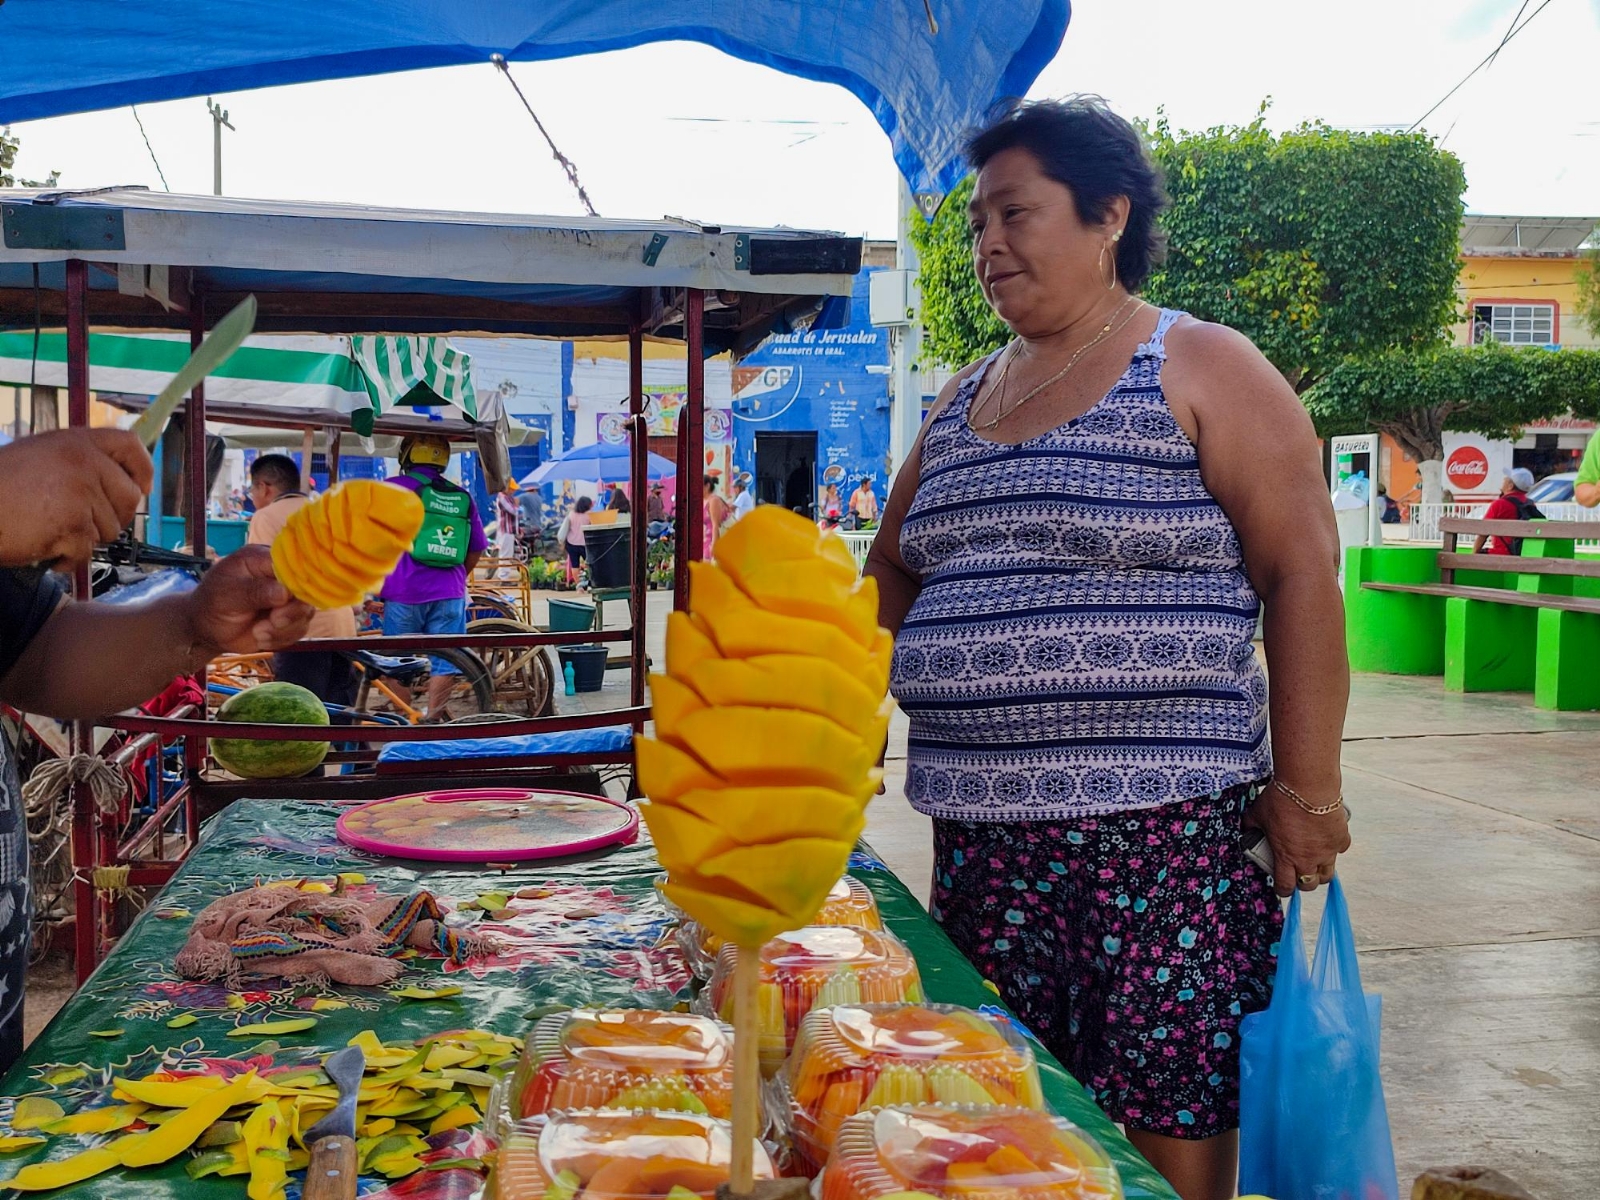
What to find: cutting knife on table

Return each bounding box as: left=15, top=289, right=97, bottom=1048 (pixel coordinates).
left=303, top=1042, right=364, bottom=1200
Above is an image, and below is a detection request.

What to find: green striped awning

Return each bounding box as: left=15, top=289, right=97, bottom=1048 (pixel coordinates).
left=0, top=332, right=476, bottom=435
left=349, top=336, right=476, bottom=435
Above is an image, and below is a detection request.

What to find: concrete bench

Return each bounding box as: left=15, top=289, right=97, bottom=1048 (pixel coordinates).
left=1349, top=519, right=1600, bottom=710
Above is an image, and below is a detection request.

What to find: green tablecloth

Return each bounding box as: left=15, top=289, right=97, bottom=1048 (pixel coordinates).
left=0, top=799, right=1175, bottom=1200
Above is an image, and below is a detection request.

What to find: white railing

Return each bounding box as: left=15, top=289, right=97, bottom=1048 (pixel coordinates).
left=837, top=530, right=877, bottom=571
left=1408, top=501, right=1600, bottom=545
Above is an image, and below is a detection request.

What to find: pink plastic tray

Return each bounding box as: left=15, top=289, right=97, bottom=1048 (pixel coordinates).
left=335, top=787, right=639, bottom=862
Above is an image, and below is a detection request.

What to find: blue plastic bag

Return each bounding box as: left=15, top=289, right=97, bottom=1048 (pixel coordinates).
left=1239, top=878, right=1399, bottom=1200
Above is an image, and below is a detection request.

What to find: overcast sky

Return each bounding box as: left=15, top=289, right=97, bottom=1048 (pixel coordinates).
left=8, top=0, right=1599, bottom=239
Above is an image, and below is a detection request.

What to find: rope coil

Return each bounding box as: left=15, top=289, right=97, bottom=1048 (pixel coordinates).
left=22, top=753, right=128, bottom=821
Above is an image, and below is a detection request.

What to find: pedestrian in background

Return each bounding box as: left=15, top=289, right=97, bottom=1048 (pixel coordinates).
left=1473, top=467, right=1543, bottom=556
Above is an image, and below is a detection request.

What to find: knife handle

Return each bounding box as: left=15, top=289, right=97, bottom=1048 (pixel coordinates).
left=304, top=1134, right=359, bottom=1200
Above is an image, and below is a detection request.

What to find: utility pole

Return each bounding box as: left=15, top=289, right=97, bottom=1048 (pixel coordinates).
left=888, top=174, right=926, bottom=480
left=206, top=98, right=234, bottom=195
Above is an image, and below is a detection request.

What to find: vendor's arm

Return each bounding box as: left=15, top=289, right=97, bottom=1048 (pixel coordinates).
left=864, top=363, right=982, bottom=635
left=1576, top=432, right=1600, bottom=508
left=0, top=546, right=313, bottom=720
left=1165, top=319, right=1351, bottom=896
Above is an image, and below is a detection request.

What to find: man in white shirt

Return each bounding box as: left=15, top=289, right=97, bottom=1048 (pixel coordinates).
left=730, top=474, right=756, bottom=523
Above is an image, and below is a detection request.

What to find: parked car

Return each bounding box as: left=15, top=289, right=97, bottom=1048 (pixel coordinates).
left=1528, top=472, right=1578, bottom=504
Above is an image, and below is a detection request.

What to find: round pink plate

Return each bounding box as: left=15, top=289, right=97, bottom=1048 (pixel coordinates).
left=335, top=787, right=639, bottom=862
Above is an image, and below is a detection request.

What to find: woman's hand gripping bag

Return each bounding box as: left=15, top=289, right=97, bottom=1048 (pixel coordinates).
left=1239, top=878, right=1399, bottom=1200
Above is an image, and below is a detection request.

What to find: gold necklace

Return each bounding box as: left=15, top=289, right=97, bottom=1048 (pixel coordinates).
left=969, top=296, right=1144, bottom=433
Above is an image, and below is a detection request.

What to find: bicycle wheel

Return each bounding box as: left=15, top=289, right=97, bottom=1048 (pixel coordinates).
left=466, top=618, right=556, bottom=717
left=427, top=647, right=497, bottom=719
left=467, top=591, right=518, bottom=624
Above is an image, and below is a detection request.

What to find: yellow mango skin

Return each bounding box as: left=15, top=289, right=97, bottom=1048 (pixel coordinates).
left=634, top=736, right=724, bottom=801
left=40, top=1104, right=146, bottom=1135
left=119, top=1071, right=271, bottom=1167
left=661, top=877, right=792, bottom=948
left=665, top=707, right=880, bottom=792
left=7, top=1147, right=123, bottom=1192
left=272, top=480, right=423, bottom=609
left=697, top=838, right=855, bottom=918
left=677, top=655, right=885, bottom=731
left=665, top=785, right=866, bottom=846
left=242, top=1099, right=291, bottom=1200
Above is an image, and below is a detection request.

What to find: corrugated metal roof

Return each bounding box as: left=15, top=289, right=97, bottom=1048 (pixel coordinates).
left=1461, top=215, right=1599, bottom=253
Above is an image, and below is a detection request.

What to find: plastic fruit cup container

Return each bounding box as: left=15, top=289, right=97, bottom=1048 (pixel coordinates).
left=702, top=926, right=924, bottom=1076
left=818, top=1105, right=1122, bottom=1200
left=490, top=1108, right=777, bottom=1200
left=506, top=1009, right=739, bottom=1124
left=677, top=875, right=885, bottom=979
left=777, top=1004, right=1047, bottom=1174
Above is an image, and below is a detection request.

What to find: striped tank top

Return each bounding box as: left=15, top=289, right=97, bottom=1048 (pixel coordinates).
left=891, top=309, right=1271, bottom=822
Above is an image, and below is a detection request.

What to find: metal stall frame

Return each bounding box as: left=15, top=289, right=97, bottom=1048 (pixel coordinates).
left=1, top=190, right=859, bottom=978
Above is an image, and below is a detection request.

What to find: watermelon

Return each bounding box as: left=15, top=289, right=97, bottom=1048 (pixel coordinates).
left=210, top=682, right=331, bottom=778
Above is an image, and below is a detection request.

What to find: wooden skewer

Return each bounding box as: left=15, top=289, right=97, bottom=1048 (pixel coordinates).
left=729, top=946, right=761, bottom=1194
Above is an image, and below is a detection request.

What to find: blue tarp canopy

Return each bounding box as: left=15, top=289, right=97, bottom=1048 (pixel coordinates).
left=0, top=1, right=1069, bottom=200
left=525, top=440, right=677, bottom=485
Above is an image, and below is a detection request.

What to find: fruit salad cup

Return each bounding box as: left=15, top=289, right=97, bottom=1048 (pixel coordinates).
left=677, top=875, right=885, bottom=979
left=777, top=1004, right=1047, bottom=1174
left=505, top=1010, right=738, bottom=1124
left=819, top=1106, right=1122, bottom=1200
left=490, top=1109, right=777, bottom=1200
left=702, top=926, right=924, bottom=1076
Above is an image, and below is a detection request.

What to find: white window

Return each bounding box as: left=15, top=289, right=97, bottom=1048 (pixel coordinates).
left=1472, top=303, right=1555, bottom=346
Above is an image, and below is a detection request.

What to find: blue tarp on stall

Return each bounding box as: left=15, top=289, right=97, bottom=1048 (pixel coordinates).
left=0, top=1, right=1069, bottom=200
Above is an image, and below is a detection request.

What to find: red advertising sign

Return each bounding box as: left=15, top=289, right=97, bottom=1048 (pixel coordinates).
left=1444, top=445, right=1491, bottom=490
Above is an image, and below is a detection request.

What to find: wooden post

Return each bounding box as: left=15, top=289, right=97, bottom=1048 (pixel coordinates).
left=300, top=427, right=316, bottom=486
left=326, top=426, right=342, bottom=485
left=673, top=289, right=706, bottom=610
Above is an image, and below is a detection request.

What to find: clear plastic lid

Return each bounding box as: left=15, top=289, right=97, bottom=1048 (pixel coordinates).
left=507, top=1009, right=736, bottom=1122
left=777, top=1005, right=1046, bottom=1173
left=702, top=927, right=924, bottom=1076
left=819, top=1106, right=1122, bottom=1200
left=491, top=1109, right=776, bottom=1200
left=677, top=875, right=885, bottom=979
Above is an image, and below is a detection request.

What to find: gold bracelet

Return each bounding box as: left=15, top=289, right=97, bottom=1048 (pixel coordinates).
left=1270, top=778, right=1344, bottom=816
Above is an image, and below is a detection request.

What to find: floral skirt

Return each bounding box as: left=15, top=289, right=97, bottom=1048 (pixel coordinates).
left=930, top=782, right=1281, bottom=1139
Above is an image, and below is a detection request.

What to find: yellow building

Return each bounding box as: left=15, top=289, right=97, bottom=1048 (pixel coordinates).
left=1385, top=215, right=1598, bottom=503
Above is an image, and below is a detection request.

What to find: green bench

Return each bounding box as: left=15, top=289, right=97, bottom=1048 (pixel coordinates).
left=1350, top=517, right=1600, bottom=710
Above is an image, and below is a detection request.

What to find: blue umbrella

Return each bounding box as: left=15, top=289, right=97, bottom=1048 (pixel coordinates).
left=523, top=440, right=677, bottom=485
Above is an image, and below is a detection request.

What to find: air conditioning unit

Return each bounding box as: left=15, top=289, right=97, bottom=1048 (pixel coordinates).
left=869, top=269, right=915, bottom=327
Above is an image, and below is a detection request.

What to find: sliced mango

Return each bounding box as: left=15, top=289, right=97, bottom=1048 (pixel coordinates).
left=427, top=1104, right=481, bottom=1135
left=679, top=655, right=885, bottom=730
left=635, top=735, right=723, bottom=802
left=661, top=876, right=789, bottom=948
left=723, top=563, right=878, bottom=645
left=665, top=785, right=867, bottom=845
left=646, top=673, right=706, bottom=733
left=271, top=480, right=424, bottom=609
left=664, top=612, right=719, bottom=676
left=686, top=560, right=754, bottom=621
left=665, top=707, right=880, bottom=791
left=698, top=838, right=855, bottom=919
left=639, top=801, right=737, bottom=870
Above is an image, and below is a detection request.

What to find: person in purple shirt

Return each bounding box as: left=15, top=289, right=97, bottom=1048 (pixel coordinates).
left=380, top=434, right=486, bottom=720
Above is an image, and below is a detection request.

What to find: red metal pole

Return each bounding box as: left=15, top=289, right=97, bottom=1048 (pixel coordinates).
left=628, top=322, right=648, bottom=717
left=188, top=303, right=208, bottom=554
left=674, top=290, right=706, bottom=610
left=64, top=259, right=99, bottom=983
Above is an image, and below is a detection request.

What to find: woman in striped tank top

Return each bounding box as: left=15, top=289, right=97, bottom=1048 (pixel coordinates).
left=865, top=99, right=1350, bottom=1200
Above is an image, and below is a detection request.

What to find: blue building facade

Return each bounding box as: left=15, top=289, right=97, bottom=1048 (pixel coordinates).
left=729, top=268, right=890, bottom=516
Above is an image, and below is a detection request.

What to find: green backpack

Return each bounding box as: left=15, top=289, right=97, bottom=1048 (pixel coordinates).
left=405, top=471, right=473, bottom=568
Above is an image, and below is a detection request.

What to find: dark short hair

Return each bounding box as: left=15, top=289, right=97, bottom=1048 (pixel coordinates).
left=574, top=496, right=594, bottom=513
left=250, top=453, right=300, bottom=493
left=965, top=96, right=1168, bottom=292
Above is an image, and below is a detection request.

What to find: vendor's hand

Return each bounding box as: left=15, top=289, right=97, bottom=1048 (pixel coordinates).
left=186, top=545, right=314, bottom=656
left=1244, top=782, right=1351, bottom=898
left=0, top=429, right=153, bottom=570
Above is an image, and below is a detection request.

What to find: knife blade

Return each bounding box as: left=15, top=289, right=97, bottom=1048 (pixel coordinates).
left=130, top=293, right=257, bottom=448
left=303, top=1043, right=364, bottom=1200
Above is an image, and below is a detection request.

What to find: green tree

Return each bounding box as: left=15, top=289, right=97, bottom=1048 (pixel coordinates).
left=909, top=107, right=1466, bottom=397
left=1574, top=248, right=1600, bottom=342
left=1305, top=343, right=1600, bottom=502
left=1143, top=110, right=1465, bottom=393
left=1, top=127, right=58, bottom=188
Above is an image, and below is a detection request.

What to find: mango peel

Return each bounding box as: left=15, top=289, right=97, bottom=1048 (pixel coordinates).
left=639, top=505, right=892, bottom=947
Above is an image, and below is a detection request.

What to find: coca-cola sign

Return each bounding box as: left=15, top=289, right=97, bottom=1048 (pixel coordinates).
left=1445, top=446, right=1491, bottom=489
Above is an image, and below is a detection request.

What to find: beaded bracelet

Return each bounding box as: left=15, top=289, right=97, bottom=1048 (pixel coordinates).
left=1270, top=777, right=1344, bottom=816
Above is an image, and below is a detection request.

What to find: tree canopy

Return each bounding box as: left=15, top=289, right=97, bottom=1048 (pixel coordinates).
left=909, top=108, right=1467, bottom=396
left=1, top=127, right=56, bottom=188
left=1575, top=249, right=1600, bottom=343
left=1305, top=342, right=1600, bottom=490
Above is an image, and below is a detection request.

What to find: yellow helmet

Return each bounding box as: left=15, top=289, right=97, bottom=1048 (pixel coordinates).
left=399, top=434, right=451, bottom=469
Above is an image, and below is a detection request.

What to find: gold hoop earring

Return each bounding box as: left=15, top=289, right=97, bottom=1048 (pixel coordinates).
left=1098, top=243, right=1119, bottom=292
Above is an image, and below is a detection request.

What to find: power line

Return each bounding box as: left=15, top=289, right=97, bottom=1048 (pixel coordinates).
left=1408, top=0, right=1557, bottom=133
left=489, top=54, right=597, bottom=217
left=129, top=105, right=170, bottom=191
left=1486, top=0, right=1533, bottom=67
